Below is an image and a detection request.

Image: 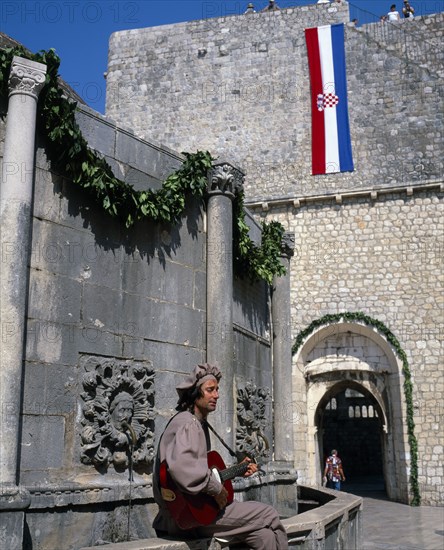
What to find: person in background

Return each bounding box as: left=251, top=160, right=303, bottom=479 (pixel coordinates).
left=244, top=2, right=256, bottom=13
left=387, top=4, right=401, bottom=21
left=261, top=0, right=280, bottom=11
left=323, top=449, right=346, bottom=491
left=402, top=0, right=415, bottom=18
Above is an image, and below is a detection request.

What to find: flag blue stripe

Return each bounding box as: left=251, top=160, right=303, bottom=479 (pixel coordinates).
left=331, top=24, right=354, bottom=172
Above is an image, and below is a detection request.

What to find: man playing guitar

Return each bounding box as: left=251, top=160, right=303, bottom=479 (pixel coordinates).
left=153, top=363, right=288, bottom=549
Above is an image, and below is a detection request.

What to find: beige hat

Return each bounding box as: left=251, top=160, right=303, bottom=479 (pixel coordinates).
left=175, top=363, right=221, bottom=396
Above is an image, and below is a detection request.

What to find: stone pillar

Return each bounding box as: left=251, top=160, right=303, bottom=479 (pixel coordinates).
left=206, top=162, right=244, bottom=455
left=272, top=232, right=295, bottom=463
left=0, top=56, right=46, bottom=549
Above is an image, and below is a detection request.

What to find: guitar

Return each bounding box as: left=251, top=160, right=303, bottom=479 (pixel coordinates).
left=159, top=450, right=250, bottom=529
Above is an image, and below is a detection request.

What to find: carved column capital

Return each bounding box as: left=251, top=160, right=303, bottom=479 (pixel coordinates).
left=208, top=162, right=245, bottom=198
left=9, top=56, right=47, bottom=99
left=281, top=231, right=295, bottom=259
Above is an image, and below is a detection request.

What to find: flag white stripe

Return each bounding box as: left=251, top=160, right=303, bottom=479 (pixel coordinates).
left=318, top=26, right=340, bottom=173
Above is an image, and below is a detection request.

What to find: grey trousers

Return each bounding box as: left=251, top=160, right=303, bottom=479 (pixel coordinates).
left=197, top=500, right=288, bottom=550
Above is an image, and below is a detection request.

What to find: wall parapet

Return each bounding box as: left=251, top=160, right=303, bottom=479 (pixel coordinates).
left=246, top=180, right=443, bottom=211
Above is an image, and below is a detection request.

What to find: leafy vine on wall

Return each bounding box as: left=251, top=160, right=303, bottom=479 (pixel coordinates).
left=0, top=47, right=285, bottom=284
left=292, top=311, right=420, bottom=506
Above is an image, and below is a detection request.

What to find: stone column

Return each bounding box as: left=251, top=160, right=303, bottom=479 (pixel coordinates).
left=206, top=162, right=244, bottom=455
left=0, top=56, right=46, bottom=549
left=272, top=232, right=295, bottom=463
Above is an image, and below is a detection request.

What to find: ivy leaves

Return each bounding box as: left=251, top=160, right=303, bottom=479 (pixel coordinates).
left=0, top=47, right=286, bottom=284
left=234, top=189, right=286, bottom=284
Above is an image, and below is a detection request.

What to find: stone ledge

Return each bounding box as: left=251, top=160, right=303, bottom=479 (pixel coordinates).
left=27, top=478, right=153, bottom=509
left=282, top=486, right=362, bottom=537
left=0, top=485, right=31, bottom=511
left=79, top=537, right=221, bottom=550
left=79, top=486, right=362, bottom=550
left=245, top=179, right=444, bottom=211
left=25, top=466, right=297, bottom=509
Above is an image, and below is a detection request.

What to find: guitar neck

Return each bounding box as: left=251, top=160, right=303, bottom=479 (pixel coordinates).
left=219, top=461, right=250, bottom=483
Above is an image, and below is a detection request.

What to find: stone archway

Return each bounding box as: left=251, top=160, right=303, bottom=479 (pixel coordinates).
left=293, top=321, right=411, bottom=503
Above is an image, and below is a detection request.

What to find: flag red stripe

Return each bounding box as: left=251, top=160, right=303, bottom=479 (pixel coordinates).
left=305, top=27, right=326, bottom=175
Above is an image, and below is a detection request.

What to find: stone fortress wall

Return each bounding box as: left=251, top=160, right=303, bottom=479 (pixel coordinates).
left=0, top=93, right=275, bottom=547
left=105, top=2, right=443, bottom=198
left=106, top=1, right=443, bottom=505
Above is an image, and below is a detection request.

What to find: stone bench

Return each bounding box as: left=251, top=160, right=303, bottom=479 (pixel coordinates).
left=80, top=536, right=223, bottom=550
left=80, top=486, right=363, bottom=550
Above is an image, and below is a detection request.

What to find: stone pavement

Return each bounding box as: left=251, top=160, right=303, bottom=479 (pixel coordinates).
left=344, top=486, right=444, bottom=550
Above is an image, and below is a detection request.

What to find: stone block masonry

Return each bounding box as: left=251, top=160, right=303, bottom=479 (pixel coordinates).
left=106, top=6, right=443, bottom=201
left=106, top=2, right=349, bottom=196
left=273, top=188, right=443, bottom=506
left=0, top=92, right=276, bottom=546
left=105, top=3, right=443, bottom=505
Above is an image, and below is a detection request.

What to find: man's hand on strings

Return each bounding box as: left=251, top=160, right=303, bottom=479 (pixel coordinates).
left=241, top=457, right=258, bottom=477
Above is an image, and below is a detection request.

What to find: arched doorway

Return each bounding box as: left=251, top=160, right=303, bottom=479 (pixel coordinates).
left=319, top=385, right=385, bottom=495
left=293, top=321, right=411, bottom=503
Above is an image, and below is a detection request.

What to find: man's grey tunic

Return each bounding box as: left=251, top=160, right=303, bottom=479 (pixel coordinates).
left=153, top=411, right=288, bottom=549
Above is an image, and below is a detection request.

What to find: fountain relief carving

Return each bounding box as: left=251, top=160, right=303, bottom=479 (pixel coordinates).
left=79, top=356, right=155, bottom=470
left=236, top=381, right=271, bottom=459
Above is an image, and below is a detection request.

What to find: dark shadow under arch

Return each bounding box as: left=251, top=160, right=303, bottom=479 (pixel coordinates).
left=316, top=381, right=386, bottom=497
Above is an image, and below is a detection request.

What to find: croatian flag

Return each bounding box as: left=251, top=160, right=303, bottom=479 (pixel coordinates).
left=305, top=23, right=354, bottom=175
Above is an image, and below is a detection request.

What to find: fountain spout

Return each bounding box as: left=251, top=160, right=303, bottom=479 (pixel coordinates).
left=121, top=421, right=137, bottom=446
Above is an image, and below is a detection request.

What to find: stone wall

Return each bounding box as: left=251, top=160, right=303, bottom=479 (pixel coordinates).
left=0, top=94, right=280, bottom=547
left=21, top=105, right=208, bottom=482
left=105, top=2, right=443, bottom=505
left=13, top=107, right=207, bottom=548
left=106, top=6, right=443, bottom=199
left=270, top=188, right=443, bottom=505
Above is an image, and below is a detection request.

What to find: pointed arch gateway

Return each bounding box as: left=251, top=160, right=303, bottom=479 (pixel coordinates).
left=293, top=315, right=418, bottom=504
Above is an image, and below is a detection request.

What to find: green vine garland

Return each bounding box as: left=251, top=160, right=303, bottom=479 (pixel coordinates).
left=292, top=311, right=420, bottom=506
left=0, top=47, right=285, bottom=284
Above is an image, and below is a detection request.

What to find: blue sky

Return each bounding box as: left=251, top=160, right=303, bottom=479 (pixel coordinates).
left=1, top=0, right=442, bottom=113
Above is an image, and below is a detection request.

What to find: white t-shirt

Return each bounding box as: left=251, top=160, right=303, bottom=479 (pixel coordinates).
left=387, top=10, right=400, bottom=21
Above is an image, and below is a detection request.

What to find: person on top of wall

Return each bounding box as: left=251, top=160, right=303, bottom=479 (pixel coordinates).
left=261, top=0, right=281, bottom=12
left=152, top=363, right=289, bottom=549
left=323, top=449, right=346, bottom=491
left=402, top=0, right=415, bottom=18
left=387, top=4, right=401, bottom=21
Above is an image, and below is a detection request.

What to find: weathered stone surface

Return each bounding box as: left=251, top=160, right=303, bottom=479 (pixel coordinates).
left=0, top=26, right=282, bottom=550
left=105, top=4, right=443, bottom=506
left=0, top=57, right=47, bottom=498
left=106, top=8, right=443, bottom=199
left=20, top=415, right=66, bottom=470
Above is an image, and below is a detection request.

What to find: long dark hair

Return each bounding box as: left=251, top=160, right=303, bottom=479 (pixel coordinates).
left=175, top=385, right=204, bottom=413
